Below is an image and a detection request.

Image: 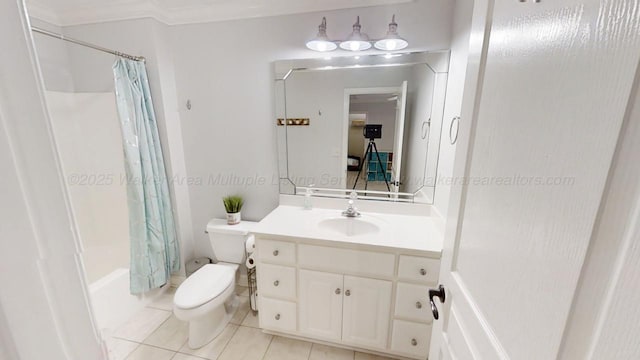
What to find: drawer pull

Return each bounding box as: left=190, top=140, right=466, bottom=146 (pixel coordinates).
left=411, top=338, right=418, bottom=346
left=273, top=280, right=279, bottom=287
left=273, top=250, right=279, bottom=256
left=335, top=288, right=341, bottom=295
left=420, top=268, right=427, bottom=276
left=416, top=301, right=422, bottom=309
left=275, top=313, right=281, bottom=320
left=345, top=290, right=351, bottom=296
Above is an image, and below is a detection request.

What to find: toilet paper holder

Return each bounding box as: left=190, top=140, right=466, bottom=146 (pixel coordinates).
left=246, top=249, right=258, bottom=314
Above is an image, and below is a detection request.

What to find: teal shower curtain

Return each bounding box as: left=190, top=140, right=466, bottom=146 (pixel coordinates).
left=113, top=58, right=180, bottom=294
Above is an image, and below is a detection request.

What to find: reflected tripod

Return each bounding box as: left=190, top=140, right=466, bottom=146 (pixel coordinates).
left=352, top=138, right=391, bottom=192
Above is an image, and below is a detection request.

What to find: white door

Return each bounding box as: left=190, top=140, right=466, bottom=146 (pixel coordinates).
left=299, top=270, right=343, bottom=342
left=391, top=81, right=408, bottom=193
left=342, top=275, right=392, bottom=350
left=429, top=0, right=640, bottom=359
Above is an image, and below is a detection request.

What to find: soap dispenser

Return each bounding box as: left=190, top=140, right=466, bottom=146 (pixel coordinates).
left=303, top=184, right=315, bottom=210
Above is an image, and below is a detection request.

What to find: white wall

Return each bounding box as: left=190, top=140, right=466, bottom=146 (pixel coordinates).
left=45, top=91, right=129, bottom=283
left=30, top=0, right=454, bottom=265
left=33, top=18, right=196, bottom=274
left=170, top=0, right=453, bottom=252
left=1, top=1, right=104, bottom=357
left=350, top=100, right=397, bottom=152
left=433, top=0, right=473, bottom=217
left=283, top=66, right=413, bottom=188
left=31, top=18, right=74, bottom=91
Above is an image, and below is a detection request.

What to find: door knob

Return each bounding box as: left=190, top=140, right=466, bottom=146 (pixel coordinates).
left=415, top=301, right=422, bottom=309
left=428, top=285, right=446, bottom=320
left=273, top=250, right=279, bottom=256
left=335, top=288, right=341, bottom=295
left=345, top=290, right=351, bottom=296
left=273, top=280, right=279, bottom=287
left=275, top=313, right=281, bottom=320
left=419, top=268, right=427, bottom=276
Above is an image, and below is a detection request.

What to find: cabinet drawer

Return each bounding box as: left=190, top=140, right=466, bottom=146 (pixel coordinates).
left=394, top=282, right=433, bottom=323
left=258, top=297, right=296, bottom=332
left=257, top=239, right=296, bottom=265
left=391, top=320, right=431, bottom=358
left=397, top=255, right=439, bottom=283
left=257, top=263, right=296, bottom=299
left=298, top=244, right=394, bottom=277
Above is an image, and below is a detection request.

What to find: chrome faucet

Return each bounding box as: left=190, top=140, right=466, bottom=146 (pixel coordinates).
left=342, top=191, right=361, bottom=218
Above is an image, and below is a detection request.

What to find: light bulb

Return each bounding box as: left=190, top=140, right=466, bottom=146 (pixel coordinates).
left=350, top=42, right=359, bottom=51
left=386, top=40, right=397, bottom=50
left=318, top=42, right=327, bottom=51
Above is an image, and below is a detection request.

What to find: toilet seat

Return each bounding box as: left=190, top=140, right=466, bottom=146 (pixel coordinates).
left=174, top=264, right=235, bottom=310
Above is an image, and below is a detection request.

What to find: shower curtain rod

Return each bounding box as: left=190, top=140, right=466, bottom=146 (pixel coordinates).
left=31, top=26, right=146, bottom=62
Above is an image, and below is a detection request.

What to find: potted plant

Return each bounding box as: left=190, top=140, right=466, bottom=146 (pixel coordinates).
left=222, top=195, right=244, bottom=225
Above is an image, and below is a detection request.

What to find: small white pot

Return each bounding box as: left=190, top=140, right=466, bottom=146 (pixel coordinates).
left=226, top=212, right=241, bottom=225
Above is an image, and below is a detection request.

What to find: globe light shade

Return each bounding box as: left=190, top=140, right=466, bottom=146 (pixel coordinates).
left=306, top=17, right=337, bottom=52
left=340, top=40, right=372, bottom=51
left=306, top=39, right=337, bottom=52
left=339, top=16, right=371, bottom=52
left=374, top=15, right=409, bottom=51
left=374, top=37, right=408, bottom=51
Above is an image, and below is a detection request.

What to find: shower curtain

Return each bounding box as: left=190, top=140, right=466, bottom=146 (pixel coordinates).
left=113, top=58, right=180, bottom=294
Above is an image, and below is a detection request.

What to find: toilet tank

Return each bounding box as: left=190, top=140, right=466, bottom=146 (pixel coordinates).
left=206, top=219, right=258, bottom=263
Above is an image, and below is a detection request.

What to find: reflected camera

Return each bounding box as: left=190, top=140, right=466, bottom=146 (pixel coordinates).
left=363, top=124, right=382, bottom=140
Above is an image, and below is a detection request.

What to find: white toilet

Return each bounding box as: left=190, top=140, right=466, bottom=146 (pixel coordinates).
left=173, top=219, right=254, bottom=349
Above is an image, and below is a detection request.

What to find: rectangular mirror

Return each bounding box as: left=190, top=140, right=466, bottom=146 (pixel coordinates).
left=274, top=51, right=449, bottom=203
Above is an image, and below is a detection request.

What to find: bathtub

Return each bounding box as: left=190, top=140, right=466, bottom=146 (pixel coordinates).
left=89, top=268, right=167, bottom=332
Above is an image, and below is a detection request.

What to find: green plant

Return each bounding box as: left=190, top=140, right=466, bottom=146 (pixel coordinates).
left=222, top=195, right=244, bottom=213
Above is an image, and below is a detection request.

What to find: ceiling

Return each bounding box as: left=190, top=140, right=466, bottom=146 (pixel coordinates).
left=26, top=0, right=413, bottom=27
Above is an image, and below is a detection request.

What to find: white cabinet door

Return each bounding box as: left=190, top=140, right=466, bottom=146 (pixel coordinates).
left=342, top=275, right=392, bottom=350
left=429, top=0, right=640, bottom=359
left=299, top=270, right=343, bottom=342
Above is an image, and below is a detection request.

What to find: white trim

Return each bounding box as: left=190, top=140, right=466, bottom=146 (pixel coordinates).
left=342, top=86, right=402, bottom=189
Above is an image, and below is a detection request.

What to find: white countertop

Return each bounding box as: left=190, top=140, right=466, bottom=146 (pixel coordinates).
left=253, top=205, right=443, bottom=257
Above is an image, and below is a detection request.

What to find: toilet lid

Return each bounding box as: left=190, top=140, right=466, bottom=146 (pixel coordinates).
left=174, top=264, right=234, bottom=309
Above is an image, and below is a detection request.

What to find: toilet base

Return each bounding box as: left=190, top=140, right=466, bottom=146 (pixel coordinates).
left=186, top=294, right=239, bottom=349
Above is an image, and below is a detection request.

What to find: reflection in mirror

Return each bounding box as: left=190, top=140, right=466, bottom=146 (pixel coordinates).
left=275, top=51, right=449, bottom=204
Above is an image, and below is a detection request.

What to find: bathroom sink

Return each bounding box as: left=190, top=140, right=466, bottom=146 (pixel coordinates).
left=317, top=217, right=380, bottom=237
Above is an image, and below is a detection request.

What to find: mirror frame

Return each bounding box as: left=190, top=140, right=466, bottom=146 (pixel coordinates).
left=274, top=50, right=451, bottom=203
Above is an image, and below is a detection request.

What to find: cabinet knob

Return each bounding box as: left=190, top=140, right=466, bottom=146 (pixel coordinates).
left=411, top=338, right=418, bottom=346
left=273, top=280, right=279, bottom=287
left=420, top=268, right=427, bottom=276
left=345, top=290, right=351, bottom=296
left=335, top=288, right=341, bottom=295
left=273, top=250, right=279, bottom=256
left=275, top=313, right=281, bottom=320
left=416, top=301, right=422, bottom=309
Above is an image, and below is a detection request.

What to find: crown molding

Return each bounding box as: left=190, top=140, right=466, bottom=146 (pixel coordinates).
left=26, top=0, right=413, bottom=27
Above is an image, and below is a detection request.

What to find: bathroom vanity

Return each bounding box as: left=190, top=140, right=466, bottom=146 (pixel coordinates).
left=252, top=205, right=443, bottom=359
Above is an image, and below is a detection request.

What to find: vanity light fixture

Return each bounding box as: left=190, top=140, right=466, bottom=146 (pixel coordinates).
left=339, top=16, right=372, bottom=51
left=305, top=15, right=409, bottom=52
left=306, top=17, right=338, bottom=52
left=374, top=15, right=409, bottom=51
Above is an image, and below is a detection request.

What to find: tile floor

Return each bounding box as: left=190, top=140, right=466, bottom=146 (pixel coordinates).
left=108, top=285, right=397, bottom=360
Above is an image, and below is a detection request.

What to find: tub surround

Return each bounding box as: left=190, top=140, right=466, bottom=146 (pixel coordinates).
left=252, top=203, right=443, bottom=359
